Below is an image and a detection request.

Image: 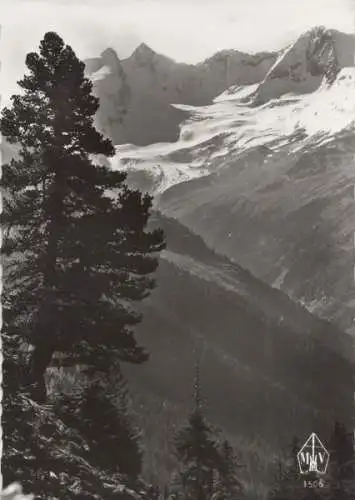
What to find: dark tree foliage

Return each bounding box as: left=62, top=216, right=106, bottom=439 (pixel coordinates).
left=0, top=31, right=165, bottom=401
left=79, top=382, right=143, bottom=479
left=82, top=365, right=143, bottom=480
left=214, top=439, right=244, bottom=500
left=173, top=362, right=244, bottom=500
left=174, top=408, right=220, bottom=500
left=50, top=361, right=143, bottom=482
left=173, top=361, right=218, bottom=500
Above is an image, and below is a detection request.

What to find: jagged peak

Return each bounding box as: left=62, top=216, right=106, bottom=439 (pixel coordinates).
left=251, top=24, right=355, bottom=105
left=296, top=25, right=354, bottom=46
left=135, top=42, right=155, bottom=53
left=131, top=42, right=157, bottom=59
left=302, top=25, right=351, bottom=39
left=100, top=47, right=119, bottom=59
left=100, top=47, right=122, bottom=71
left=304, top=25, right=328, bottom=36
left=128, top=42, right=175, bottom=66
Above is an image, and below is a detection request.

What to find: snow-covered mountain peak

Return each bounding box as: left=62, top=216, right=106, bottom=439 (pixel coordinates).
left=90, top=65, right=112, bottom=82
left=253, top=26, right=355, bottom=104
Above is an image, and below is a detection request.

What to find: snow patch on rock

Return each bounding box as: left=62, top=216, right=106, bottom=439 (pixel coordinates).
left=90, top=65, right=112, bottom=82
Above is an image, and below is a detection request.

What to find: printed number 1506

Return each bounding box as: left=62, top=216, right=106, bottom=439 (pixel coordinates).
left=304, top=479, right=325, bottom=488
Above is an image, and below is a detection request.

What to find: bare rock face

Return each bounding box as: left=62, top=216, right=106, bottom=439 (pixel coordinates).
left=197, top=49, right=277, bottom=99
left=253, top=26, right=355, bottom=104
left=85, top=46, right=277, bottom=146
left=89, top=48, right=131, bottom=144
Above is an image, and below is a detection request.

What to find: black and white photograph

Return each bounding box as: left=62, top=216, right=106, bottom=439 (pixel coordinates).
left=1, top=0, right=355, bottom=498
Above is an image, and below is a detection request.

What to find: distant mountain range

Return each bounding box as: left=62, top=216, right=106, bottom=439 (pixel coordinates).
left=84, top=26, right=355, bottom=145
left=84, top=44, right=277, bottom=145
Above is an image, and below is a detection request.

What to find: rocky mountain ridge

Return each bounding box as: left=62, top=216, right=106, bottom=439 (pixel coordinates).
left=85, top=26, right=355, bottom=147
left=253, top=26, right=355, bottom=104
left=85, top=44, right=278, bottom=145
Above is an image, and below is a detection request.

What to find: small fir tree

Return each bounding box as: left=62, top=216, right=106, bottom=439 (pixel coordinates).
left=174, top=361, right=220, bottom=500
left=79, top=380, right=143, bottom=479
left=214, top=439, right=244, bottom=500
left=56, top=362, right=143, bottom=479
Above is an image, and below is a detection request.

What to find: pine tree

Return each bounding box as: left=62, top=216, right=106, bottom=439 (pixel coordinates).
left=174, top=361, right=219, bottom=500
left=79, top=378, right=143, bottom=479
left=110, top=364, right=144, bottom=479
left=175, top=410, right=219, bottom=500
left=214, top=439, right=244, bottom=500
left=52, top=359, right=143, bottom=479
left=0, top=32, right=165, bottom=401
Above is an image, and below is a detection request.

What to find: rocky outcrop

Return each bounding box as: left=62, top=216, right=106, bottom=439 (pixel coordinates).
left=3, top=394, right=145, bottom=499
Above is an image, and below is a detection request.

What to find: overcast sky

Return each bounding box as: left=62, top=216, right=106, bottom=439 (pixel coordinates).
left=0, top=0, right=354, bottom=101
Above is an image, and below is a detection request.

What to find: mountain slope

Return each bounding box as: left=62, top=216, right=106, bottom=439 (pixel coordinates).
left=111, top=62, right=355, bottom=335
left=124, top=213, right=354, bottom=487
left=156, top=131, right=355, bottom=333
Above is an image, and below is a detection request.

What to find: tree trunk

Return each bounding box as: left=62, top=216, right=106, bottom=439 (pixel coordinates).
left=45, top=167, right=64, bottom=284
left=27, top=165, right=63, bottom=403
left=27, top=343, right=55, bottom=403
